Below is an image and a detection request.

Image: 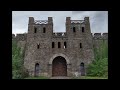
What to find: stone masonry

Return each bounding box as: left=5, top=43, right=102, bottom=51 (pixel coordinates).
left=12, top=17, right=108, bottom=77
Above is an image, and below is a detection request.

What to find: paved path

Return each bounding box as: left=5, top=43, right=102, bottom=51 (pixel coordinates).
left=50, top=76, right=71, bottom=79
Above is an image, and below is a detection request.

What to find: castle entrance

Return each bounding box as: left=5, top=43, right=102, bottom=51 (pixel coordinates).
left=52, top=56, right=67, bottom=76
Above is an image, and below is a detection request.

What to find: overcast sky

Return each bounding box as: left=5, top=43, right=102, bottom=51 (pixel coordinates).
left=12, top=11, right=108, bottom=35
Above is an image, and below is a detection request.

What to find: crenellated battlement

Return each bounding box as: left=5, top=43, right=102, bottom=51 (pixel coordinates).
left=92, top=33, right=108, bottom=39
left=12, top=32, right=108, bottom=40
left=12, top=34, right=15, bottom=39
left=102, top=33, right=108, bottom=39
left=29, top=17, right=53, bottom=25
left=53, top=32, right=67, bottom=38
left=71, top=20, right=85, bottom=24
left=93, top=33, right=101, bottom=39
left=34, top=20, right=48, bottom=24
left=66, top=17, right=88, bottom=25
left=12, top=33, right=27, bottom=41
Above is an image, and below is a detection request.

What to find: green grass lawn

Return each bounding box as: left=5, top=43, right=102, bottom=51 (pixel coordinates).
left=24, top=76, right=107, bottom=79
left=72, top=76, right=108, bottom=79
left=24, top=76, right=49, bottom=79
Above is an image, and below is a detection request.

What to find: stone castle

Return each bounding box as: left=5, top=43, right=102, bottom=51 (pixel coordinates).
left=12, top=17, right=108, bottom=77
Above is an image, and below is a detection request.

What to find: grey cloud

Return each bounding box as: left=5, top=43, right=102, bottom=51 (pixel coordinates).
left=90, top=11, right=108, bottom=33
left=53, top=17, right=66, bottom=32
left=72, top=11, right=86, bottom=14
left=12, top=11, right=108, bottom=35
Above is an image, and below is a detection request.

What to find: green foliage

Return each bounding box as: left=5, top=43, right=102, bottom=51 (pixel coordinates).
left=12, top=40, right=28, bottom=79
left=12, top=70, right=23, bottom=79
left=87, top=40, right=108, bottom=77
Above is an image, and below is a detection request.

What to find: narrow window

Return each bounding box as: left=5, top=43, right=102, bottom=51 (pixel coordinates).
left=58, top=42, right=61, bottom=48
left=73, top=27, right=76, bottom=32
left=34, top=27, right=37, bottom=33
left=37, top=44, right=40, bottom=49
left=80, top=43, right=82, bottom=48
left=52, top=42, right=55, bottom=48
left=82, top=27, right=84, bottom=32
left=43, top=27, right=46, bottom=33
left=64, top=42, right=67, bottom=48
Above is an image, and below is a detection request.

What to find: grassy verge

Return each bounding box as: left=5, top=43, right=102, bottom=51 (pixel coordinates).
left=24, top=76, right=107, bottom=79
left=24, top=76, right=49, bottom=79
left=72, top=76, right=108, bottom=79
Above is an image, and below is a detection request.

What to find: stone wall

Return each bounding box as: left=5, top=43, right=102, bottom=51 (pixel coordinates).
left=12, top=34, right=15, bottom=39
left=16, top=33, right=27, bottom=41
left=12, top=17, right=108, bottom=77
left=92, top=33, right=108, bottom=49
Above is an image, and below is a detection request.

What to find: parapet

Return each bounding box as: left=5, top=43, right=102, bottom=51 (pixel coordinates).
left=66, top=17, right=85, bottom=24
left=29, top=17, right=53, bottom=25
left=12, top=34, right=15, bottom=39
left=93, top=33, right=101, bottom=39
left=93, top=33, right=108, bottom=39
left=53, top=32, right=67, bottom=38
left=66, top=17, right=89, bottom=25
left=71, top=20, right=84, bottom=24
left=102, top=33, right=108, bottom=39
left=34, top=20, right=48, bottom=24
left=16, top=33, right=27, bottom=41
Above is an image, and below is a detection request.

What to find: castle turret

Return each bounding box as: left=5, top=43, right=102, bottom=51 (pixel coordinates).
left=47, top=17, right=53, bottom=37
left=29, top=17, right=34, bottom=25
left=66, top=17, right=71, bottom=36
left=66, top=17, right=86, bottom=38
left=48, top=17, right=53, bottom=24
left=84, top=17, right=93, bottom=48
left=28, top=17, right=35, bottom=34
left=27, top=17, right=53, bottom=38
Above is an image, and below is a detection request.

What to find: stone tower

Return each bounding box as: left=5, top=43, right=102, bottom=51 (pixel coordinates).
left=23, top=17, right=94, bottom=77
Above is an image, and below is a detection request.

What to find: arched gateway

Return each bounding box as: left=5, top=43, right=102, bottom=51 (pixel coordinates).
left=49, top=53, right=70, bottom=76
left=52, top=56, right=67, bottom=76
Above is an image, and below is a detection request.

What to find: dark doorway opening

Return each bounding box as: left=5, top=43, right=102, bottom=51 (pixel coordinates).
left=80, top=62, right=85, bottom=76
left=35, top=63, right=39, bottom=77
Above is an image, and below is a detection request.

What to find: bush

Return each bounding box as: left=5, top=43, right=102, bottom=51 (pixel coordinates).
left=12, top=40, right=29, bottom=79
left=12, top=70, right=23, bottom=79
left=87, top=40, right=108, bottom=77
left=87, top=58, right=108, bottom=77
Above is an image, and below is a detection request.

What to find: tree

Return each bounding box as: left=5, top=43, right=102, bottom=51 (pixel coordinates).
left=87, top=40, right=108, bottom=77
left=12, top=40, right=28, bottom=79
